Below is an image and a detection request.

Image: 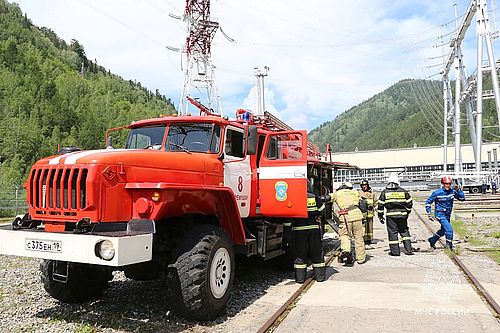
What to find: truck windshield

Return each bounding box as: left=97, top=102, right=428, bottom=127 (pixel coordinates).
left=125, top=125, right=166, bottom=150
left=165, top=123, right=221, bottom=153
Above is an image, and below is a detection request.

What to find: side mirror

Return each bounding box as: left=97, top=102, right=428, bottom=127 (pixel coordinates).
left=246, top=125, right=258, bottom=155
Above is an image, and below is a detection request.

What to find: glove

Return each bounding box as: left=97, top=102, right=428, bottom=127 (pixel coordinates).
left=378, top=216, right=385, bottom=224
left=427, top=214, right=435, bottom=222
left=320, top=194, right=331, bottom=203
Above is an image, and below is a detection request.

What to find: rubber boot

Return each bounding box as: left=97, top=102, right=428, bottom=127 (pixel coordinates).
left=345, top=253, right=354, bottom=267
left=338, top=251, right=349, bottom=263
left=428, top=237, right=436, bottom=250
left=313, top=266, right=326, bottom=282
left=294, top=259, right=307, bottom=283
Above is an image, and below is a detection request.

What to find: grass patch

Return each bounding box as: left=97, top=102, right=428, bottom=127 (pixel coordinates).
left=0, top=216, right=13, bottom=224
left=452, top=219, right=500, bottom=264
left=451, top=219, right=485, bottom=246
left=451, top=219, right=468, bottom=239
left=486, top=251, right=500, bottom=265
left=467, top=237, right=486, bottom=247
left=0, top=287, right=3, bottom=302
left=74, top=323, right=98, bottom=333
left=488, top=231, right=500, bottom=239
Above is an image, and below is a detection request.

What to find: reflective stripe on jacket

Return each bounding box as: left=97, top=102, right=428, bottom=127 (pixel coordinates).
left=425, top=187, right=465, bottom=215
left=359, top=189, right=377, bottom=218
left=329, top=189, right=363, bottom=221
left=307, top=193, right=325, bottom=213
left=377, top=186, right=412, bottom=218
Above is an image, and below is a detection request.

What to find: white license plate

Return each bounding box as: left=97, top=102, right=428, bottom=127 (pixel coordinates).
left=25, top=238, right=62, bottom=253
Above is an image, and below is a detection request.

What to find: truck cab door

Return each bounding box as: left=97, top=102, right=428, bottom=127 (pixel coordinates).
left=258, top=131, right=307, bottom=218
left=223, top=126, right=251, bottom=218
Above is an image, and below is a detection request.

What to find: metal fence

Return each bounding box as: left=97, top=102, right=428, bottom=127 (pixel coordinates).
left=0, top=186, right=28, bottom=217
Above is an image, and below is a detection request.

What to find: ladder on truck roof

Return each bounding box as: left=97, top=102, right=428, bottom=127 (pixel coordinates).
left=248, top=111, right=321, bottom=159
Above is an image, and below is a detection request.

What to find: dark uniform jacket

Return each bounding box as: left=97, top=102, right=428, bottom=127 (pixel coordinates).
left=377, top=184, right=413, bottom=219
left=293, top=192, right=324, bottom=230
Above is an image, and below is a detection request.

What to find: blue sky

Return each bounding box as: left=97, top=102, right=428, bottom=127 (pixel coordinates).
left=13, top=0, right=500, bottom=130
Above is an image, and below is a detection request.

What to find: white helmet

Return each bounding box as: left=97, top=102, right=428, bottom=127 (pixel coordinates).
left=337, top=181, right=353, bottom=190
left=387, top=173, right=400, bottom=185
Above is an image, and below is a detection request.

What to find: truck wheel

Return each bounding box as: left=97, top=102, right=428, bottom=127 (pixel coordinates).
left=167, top=225, right=234, bottom=321
left=471, top=186, right=480, bottom=194
left=40, top=260, right=112, bottom=303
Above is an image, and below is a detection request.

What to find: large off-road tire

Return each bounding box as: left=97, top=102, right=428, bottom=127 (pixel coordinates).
left=40, top=260, right=112, bottom=303
left=167, top=224, right=235, bottom=321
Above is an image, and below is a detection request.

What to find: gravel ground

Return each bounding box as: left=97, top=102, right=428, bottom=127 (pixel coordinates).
left=0, top=254, right=296, bottom=333
left=460, top=216, right=500, bottom=248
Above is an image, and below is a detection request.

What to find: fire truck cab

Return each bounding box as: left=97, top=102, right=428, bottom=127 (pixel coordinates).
left=0, top=110, right=340, bottom=320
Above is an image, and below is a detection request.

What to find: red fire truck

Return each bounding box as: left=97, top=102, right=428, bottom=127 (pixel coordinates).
left=0, top=109, right=347, bottom=320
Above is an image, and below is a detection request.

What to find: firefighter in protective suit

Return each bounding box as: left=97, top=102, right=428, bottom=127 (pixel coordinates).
left=325, top=182, right=366, bottom=266
left=359, top=179, right=376, bottom=245
left=293, top=188, right=327, bottom=283
left=377, top=173, right=413, bottom=256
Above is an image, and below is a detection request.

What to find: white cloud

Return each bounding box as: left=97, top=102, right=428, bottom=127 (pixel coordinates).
left=14, top=0, right=498, bottom=130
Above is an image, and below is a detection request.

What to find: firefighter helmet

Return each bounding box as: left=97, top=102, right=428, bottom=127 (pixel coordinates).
left=337, top=181, right=353, bottom=190
left=441, top=175, right=453, bottom=184
left=387, top=173, right=400, bottom=185
left=360, top=179, right=369, bottom=186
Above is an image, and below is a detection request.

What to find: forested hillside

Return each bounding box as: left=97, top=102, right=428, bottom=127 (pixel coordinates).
left=309, top=79, right=500, bottom=153
left=0, top=0, right=175, bottom=188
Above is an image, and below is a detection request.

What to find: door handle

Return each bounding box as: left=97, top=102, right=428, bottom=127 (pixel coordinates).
left=294, top=171, right=305, bottom=177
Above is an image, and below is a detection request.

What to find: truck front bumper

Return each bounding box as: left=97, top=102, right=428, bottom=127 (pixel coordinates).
left=0, top=224, right=153, bottom=267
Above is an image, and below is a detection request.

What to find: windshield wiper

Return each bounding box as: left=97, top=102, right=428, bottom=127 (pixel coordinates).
left=168, top=142, right=192, bottom=154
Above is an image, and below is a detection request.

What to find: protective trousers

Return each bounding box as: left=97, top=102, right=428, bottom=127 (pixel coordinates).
left=386, top=216, right=412, bottom=255
left=428, top=213, right=453, bottom=249
left=364, top=217, right=374, bottom=242
left=293, top=227, right=326, bottom=282
left=338, top=218, right=365, bottom=263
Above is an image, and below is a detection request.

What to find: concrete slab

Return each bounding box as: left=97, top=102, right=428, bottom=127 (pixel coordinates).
left=300, top=280, right=490, bottom=314
left=275, top=201, right=500, bottom=332
left=222, top=280, right=300, bottom=332
left=275, top=306, right=499, bottom=333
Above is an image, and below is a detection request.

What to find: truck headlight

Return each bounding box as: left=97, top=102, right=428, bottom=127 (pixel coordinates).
left=96, top=240, right=115, bottom=261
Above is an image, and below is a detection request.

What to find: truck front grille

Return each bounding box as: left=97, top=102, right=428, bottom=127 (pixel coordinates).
left=29, top=166, right=88, bottom=212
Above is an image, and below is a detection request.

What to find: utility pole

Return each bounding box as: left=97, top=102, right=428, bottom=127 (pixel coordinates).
left=443, top=78, right=448, bottom=171
left=254, top=66, right=269, bottom=115
left=475, top=0, right=500, bottom=172
left=442, top=0, right=500, bottom=175
left=454, top=43, right=462, bottom=173
left=178, top=0, right=222, bottom=116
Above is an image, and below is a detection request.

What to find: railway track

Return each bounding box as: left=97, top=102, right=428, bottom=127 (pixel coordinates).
left=256, top=207, right=500, bottom=333
left=256, top=252, right=337, bottom=333
left=411, top=209, right=500, bottom=318
left=449, top=193, right=500, bottom=211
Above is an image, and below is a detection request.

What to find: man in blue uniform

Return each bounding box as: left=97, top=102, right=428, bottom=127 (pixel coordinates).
left=425, top=176, right=465, bottom=250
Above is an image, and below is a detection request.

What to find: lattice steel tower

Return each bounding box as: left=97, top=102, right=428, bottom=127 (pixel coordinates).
left=178, top=0, right=222, bottom=116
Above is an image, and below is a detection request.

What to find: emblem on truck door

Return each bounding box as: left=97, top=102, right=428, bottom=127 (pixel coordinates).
left=275, top=181, right=288, bottom=201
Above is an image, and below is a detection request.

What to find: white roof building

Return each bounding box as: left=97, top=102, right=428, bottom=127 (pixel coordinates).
left=330, top=142, right=500, bottom=170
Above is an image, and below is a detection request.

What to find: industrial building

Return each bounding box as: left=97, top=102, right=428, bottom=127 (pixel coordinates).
left=330, top=142, right=500, bottom=190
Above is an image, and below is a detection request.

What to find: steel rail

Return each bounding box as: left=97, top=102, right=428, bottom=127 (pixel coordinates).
left=256, top=254, right=337, bottom=333
left=413, top=208, right=500, bottom=318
